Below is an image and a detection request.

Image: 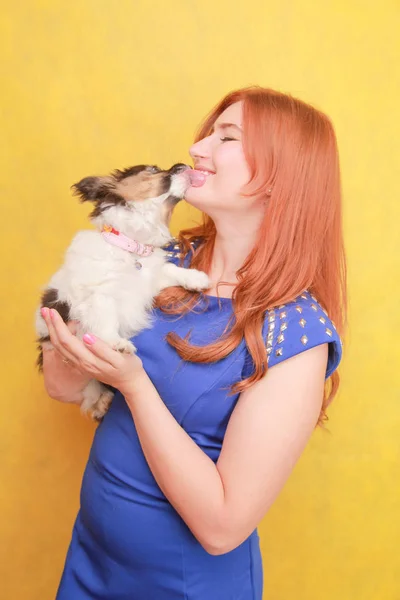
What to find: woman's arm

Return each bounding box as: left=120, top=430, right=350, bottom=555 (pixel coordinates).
left=41, top=307, right=328, bottom=555
left=124, top=342, right=328, bottom=556
left=124, top=372, right=226, bottom=552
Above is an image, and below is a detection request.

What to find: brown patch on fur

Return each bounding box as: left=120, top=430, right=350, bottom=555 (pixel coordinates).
left=36, top=341, right=47, bottom=372
left=40, top=288, right=71, bottom=322
left=114, top=171, right=169, bottom=203
left=72, top=175, right=128, bottom=219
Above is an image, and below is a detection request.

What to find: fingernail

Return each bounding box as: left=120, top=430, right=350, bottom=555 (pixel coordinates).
left=41, top=307, right=49, bottom=317
left=83, top=333, right=96, bottom=345
left=50, top=309, right=57, bottom=319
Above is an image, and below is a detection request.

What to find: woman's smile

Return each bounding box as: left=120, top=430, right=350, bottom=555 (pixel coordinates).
left=188, top=169, right=216, bottom=187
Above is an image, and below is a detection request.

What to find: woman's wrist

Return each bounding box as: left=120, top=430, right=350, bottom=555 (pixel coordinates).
left=122, top=368, right=149, bottom=402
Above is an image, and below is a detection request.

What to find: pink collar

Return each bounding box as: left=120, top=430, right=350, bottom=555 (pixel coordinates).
left=101, top=225, right=154, bottom=257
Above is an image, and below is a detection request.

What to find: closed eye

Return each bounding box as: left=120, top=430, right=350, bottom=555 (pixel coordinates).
left=220, top=136, right=237, bottom=142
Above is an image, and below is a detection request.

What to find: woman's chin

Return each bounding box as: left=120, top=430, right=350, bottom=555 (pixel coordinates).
left=183, top=188, right=209, bottom=209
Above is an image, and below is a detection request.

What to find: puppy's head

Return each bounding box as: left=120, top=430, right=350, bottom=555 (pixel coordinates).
left=72, top=163, right=191, bottom=245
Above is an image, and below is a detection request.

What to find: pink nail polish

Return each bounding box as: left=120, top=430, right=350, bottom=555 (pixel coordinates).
left=41, top=307, right=48, bottom=317
left=83, top=333, right=96, bottom=345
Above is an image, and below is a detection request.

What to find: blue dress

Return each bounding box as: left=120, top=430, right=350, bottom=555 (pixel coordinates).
left=56, top=244, right=342, bottom=600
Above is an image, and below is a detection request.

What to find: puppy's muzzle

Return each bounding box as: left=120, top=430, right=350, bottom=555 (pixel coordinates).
left=168, top=163, right=191, bottom=175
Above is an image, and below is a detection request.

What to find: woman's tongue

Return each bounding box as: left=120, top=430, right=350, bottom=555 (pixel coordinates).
left=188, top=170, right=211, bottom=187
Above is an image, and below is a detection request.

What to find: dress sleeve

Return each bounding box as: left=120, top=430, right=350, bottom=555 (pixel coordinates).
left=263, top=295, right=343, bottom=379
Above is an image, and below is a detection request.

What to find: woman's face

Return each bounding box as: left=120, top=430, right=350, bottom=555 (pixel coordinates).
left=185, top=101, right=252, bottom=215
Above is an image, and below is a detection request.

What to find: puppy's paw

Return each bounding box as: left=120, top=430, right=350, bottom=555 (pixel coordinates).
left=182, top=269, right=210, bottom=291
left=113, top=338, right=136, bottom=354
left=81, top=379, right=108, bottom=418
left=91, top=390, right=114, bottom=422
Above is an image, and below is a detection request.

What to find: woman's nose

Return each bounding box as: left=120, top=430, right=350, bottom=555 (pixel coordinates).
left=189, top=138, right=209, bottom=162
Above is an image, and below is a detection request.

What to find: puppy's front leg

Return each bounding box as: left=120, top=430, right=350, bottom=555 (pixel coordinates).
left=74, top=296, right=135, bottom=354
left=159, top=262, right=210, bottom=292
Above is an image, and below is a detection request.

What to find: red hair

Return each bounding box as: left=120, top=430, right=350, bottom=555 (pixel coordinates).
left=155, top=86, right=347, bottom=427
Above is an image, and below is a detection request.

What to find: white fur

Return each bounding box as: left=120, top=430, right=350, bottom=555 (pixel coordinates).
left=35, top=169, right=209, bottom=420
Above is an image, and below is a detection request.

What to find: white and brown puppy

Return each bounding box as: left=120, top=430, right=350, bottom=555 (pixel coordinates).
left=35, top=163, right=209, bottom=420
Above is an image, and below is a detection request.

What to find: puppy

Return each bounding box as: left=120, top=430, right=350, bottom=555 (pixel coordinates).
left=35, top=163, right=209, bottom=421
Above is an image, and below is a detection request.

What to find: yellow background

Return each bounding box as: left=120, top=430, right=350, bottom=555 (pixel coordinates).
left=1, top=1, right=399, bottom=598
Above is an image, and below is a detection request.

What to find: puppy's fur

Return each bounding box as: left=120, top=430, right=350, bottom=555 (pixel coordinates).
left=35, top=163, right=209, bottom=420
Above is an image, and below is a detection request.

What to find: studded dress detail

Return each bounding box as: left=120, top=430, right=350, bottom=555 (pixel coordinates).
left=55, top=241, right=343, bottom=600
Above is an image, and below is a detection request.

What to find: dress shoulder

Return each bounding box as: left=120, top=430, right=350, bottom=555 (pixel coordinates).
left=263, top=291, right=343, bottom=379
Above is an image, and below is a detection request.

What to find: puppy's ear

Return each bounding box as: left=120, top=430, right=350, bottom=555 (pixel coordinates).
left=71, top=177, right=101, bottom=202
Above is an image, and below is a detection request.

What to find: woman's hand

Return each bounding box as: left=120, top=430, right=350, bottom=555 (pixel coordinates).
left=41, top=307, right=145, bottom=397
left=41, top=319, right=93, bottom=402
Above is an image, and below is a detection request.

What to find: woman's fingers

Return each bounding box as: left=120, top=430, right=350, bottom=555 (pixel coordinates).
left=59, top=320, right=84, bottom=365
left=80, top=332, right=123, bottom=371
left=41, top=309, right=82, bottom=365
left=67, top=320, right=80, bottom=335
left=42, top=339, right=85, bottom=377
left=45, top=308, right=120, bottom=373
left=41, top=308, right=72, bottom=360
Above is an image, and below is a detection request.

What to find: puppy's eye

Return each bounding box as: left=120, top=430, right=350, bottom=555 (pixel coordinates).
left=147, top=165, right=160, bottom=174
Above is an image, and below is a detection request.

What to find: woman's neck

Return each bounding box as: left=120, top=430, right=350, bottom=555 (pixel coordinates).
left=206, top=221, right=260, bottom=298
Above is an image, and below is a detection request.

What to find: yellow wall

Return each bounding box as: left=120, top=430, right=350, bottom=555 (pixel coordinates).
left=1, top=2, right=399, bottom=598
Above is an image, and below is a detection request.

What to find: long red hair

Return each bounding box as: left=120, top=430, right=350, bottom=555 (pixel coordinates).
left=156, top=86, right=347, bottom=427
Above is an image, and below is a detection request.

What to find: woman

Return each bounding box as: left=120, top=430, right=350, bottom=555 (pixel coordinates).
left=41, top=86, right=347, bottom=599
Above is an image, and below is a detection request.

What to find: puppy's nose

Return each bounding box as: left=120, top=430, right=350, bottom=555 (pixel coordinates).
left=169, top=163, right=191, bottom=175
